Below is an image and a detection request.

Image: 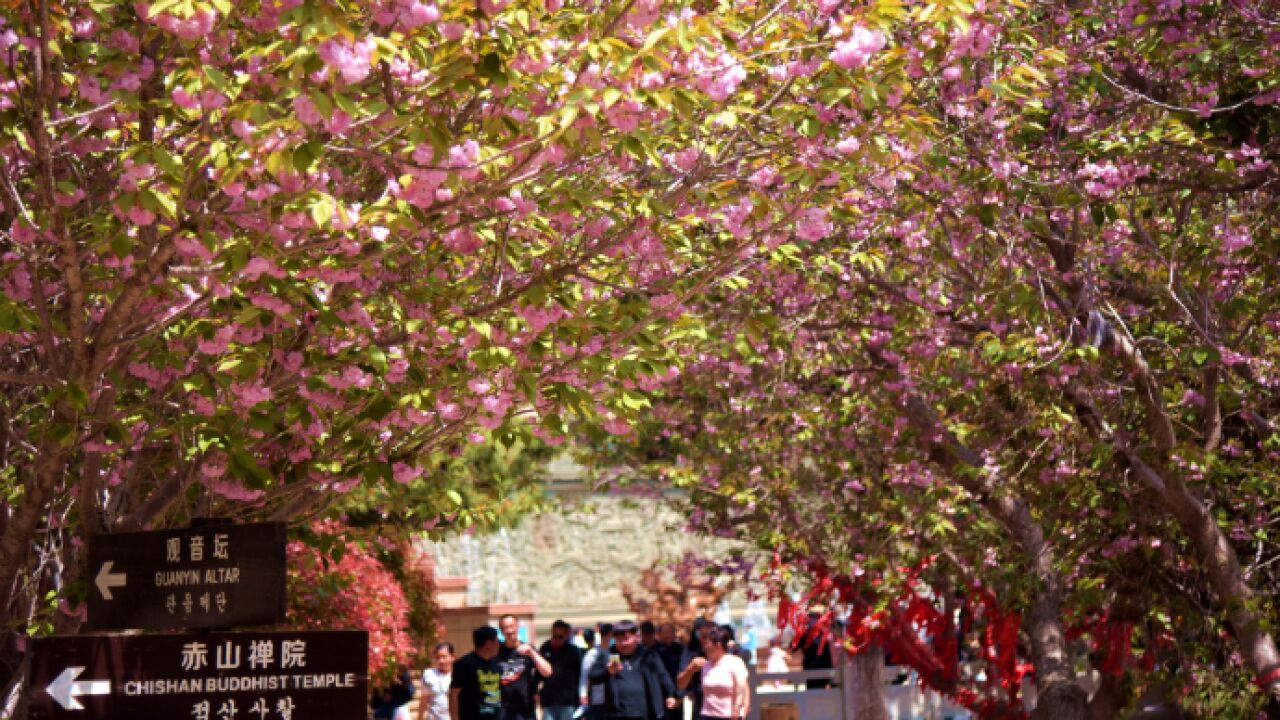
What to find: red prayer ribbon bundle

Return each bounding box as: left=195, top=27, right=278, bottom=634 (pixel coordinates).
left=772, top=558, right=1031, bottom=719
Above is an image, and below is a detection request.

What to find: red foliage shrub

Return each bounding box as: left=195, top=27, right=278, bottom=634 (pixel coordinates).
left=285, top=522, right=417, bottom=684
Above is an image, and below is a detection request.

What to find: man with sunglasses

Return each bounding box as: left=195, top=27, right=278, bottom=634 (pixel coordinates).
left=588, top=620, right=678, bottom=720
left=537, top=619, right=584, bottom=720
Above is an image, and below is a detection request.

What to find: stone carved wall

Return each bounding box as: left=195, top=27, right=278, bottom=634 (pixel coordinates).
left=426, top=497, right=744, bottom=613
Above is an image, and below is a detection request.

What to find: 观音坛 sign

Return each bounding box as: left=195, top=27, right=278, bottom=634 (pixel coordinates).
left=28, top=631, right=368, bottom=720
left=87, top=522, right=286, bottom=631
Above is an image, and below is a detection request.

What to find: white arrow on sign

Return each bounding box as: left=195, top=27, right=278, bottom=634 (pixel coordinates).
left=46, top=666, right=111, bottom=710
left=94, top=560, right=127, bottom=600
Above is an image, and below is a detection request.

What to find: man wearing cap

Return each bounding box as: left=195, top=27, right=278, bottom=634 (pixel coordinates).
left=588, top=620, right=678, bottom=720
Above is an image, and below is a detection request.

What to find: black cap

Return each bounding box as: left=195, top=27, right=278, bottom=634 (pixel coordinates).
left=613, top=620, right=638, bottom=634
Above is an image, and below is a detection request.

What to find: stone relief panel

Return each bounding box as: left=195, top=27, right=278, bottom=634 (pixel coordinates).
left=426, top=496, right=745, bottom=612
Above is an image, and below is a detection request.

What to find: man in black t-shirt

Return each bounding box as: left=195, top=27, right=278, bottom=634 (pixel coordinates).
left=497, top=614, right=553, bottom=720
left=451, top=626, right=504, bottom=720
left=536, top=619, right=584, bottom=720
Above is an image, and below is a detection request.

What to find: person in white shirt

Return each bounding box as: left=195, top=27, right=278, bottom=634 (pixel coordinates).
left=420, top=642, right=455, bottom=720
left=764, top=636, right=792, bottom=689
left=580, top=624, right=611, bottom=719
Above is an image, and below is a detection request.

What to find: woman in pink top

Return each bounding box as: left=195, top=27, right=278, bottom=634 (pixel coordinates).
left=676, top=627, right=750, bottom=720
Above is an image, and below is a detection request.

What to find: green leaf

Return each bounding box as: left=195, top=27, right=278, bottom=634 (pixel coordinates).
left=229, top=449, right=271, bottom=487
left=333, top=93, right=359, bottom=117
left=308, top=90, right=334, bottom=119
left=110, top=234, right=131, bottom=259
left=477, top=53, right=509, bottom=89
left=362, top=397, right=395, bottom=422
left=642, top=26, right=671, bottom=52
left=363, top=462, right=393, bottom=483
left=203, top=66, right=230, bottom=92
left=293, top=141, right=323, bottom=173
left=310, top=196, right=335, bottom=228
left=143, top=188, right=178, bottom=219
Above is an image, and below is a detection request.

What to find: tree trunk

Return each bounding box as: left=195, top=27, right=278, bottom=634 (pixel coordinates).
left=1040, top=220, right=1280, bottom=705
left=992, top=496, right=1089, bottom=720
left=1088, top=670, right=1126, bottom=720
left=0, top=443, right=67, bottom=625
left=840, top=644, right=889, bottom=720
left=2, top=654, right=28, bottom=720
left=895, top=390, right=1089, bottom=720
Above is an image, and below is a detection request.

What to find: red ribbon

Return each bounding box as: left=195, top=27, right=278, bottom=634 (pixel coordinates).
left=774, top=559, right=1033, bottom=720
left=1255, top=666, right=1280, bottom=689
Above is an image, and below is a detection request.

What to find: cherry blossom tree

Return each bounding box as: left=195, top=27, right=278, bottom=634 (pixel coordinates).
left=583, top=0, right=1280, bottom=717
left=4, top=0, right=1278, bottom=717
left=0, top=0, right=935, bottom=705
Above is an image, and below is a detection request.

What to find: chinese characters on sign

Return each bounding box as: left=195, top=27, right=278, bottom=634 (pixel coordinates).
left=32, top=522, right=367, bottom=719
left=168, top=638, right=320, bottom=719
left=28, top=631, right=367, bottom=720
left=87, top=523, right=287, bottom=631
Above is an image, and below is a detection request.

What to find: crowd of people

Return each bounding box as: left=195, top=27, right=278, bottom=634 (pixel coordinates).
left=375, top=615, right=788, bottom=720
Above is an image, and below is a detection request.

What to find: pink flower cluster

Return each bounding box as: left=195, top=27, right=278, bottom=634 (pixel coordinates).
left=795, top=207, right=833, bottom=241
left=0, top=24, right=20, bottom=54
left=1078, top=160, right=1147, bottom=199
left=399, top=0, right=441, bottom=28
left=830, top=27, right=886, bottom=70
left=206, top=475, right=267, bottom=502
left=1217, top=223, right=1252, bottom=254
left=718, top=199, right=754, bottom=239
left=151, top=8, right=217, bottom=41
left=687, top=52, right=747, bottom=102
left=318, top=37, right=376, bottom=85
left=392, top=462, right=423, bottom=484
left=665, top=146, right=703, bottom=173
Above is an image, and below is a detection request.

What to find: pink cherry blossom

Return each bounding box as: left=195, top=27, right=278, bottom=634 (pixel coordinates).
left=830, top=27, right=886, bottom=70
left=749, top=166, right=780, bottom=189
left=197, top=326, right=237, bottom=355
left=153, top=9, right=217, bottom=41
left=794, top=207, right=832, bottom=241
left=293, top=94, right=323, bottom=125
left=400, top=1, right=440, bottom=28
left=392, top=462, right=422, bottom=484
left=127, top=206, right=156, bottom=226
left=317, top=36, right=376, bottom=85
left=835, top=137, right=861, bottom=155
left=207, top=478, right=266, bottom=501
left=602, top=415, right=632, bottom=435
left=231, top=382, right=273, bottom=409
left=171, top=87, right=200, bottom=109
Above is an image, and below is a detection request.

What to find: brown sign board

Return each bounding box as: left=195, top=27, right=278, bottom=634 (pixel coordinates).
left=87, top=522, right=286, bottom=631
left=28, top=631, right=368, bottom=720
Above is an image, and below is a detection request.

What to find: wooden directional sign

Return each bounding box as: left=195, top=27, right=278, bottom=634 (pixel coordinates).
left=87, top=522, right=286, bottom=631
left=28, top=631, right=368, bottom=720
